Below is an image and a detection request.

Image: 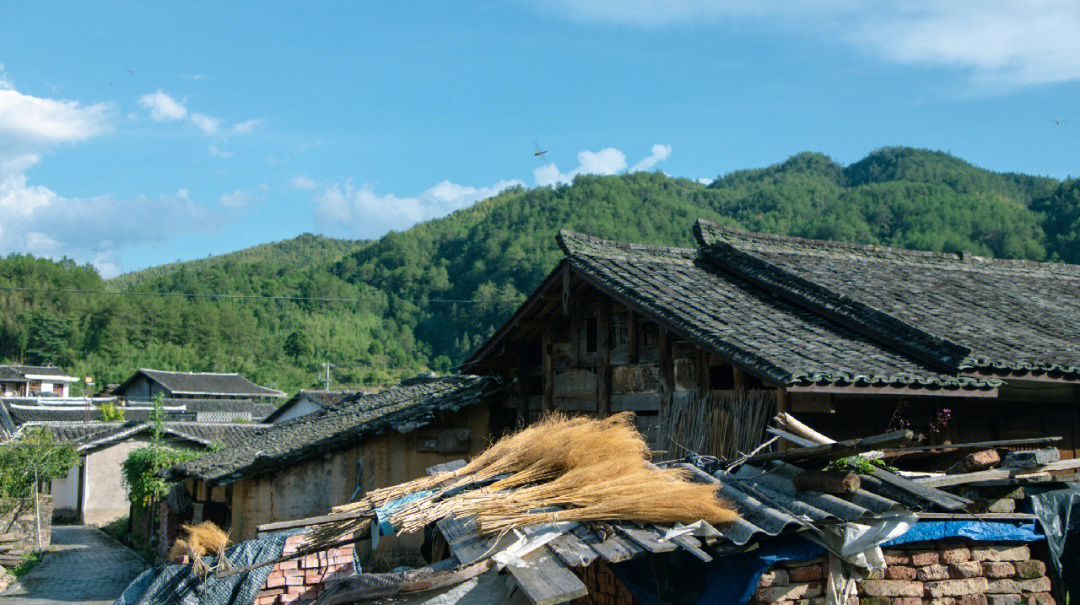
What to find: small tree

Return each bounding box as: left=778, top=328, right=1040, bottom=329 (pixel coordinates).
left=120, top=395, right=199, bottom=548
left=0, top=427, right=80, bottom=551
left=98, top=403, right=125, bottom=422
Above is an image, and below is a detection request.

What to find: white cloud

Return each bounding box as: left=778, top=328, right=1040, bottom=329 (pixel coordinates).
left=218, top=189, right=256, bottom=208
left=0, top=76, right=210, bottom=276
left=183, top=73, right=209, bottom=81
left=138, top=90, right=187, bottom=121
left=535, top=145, right=672, bottom=186
left=138, top=90, right=261, bottom=137
left=290, top=175, right=317, bottom=190
left=533, top=1, right=1080, bottom=89
left=208, top=145, right=233, bottom=158
left=697, top=177, right=714, bottom=185
left=189, top=112, right=221, bottom=136
left=629, top=144, right=672, bottom=172
left=312, top=178, right=522, bottom=238
left=230, top=119, right=263, bottom=134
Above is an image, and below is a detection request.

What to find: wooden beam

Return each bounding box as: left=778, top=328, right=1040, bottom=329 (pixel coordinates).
left=628, top=310, right=639, bottom=364
left=880, top=436, right=1062, bottom=454
left=786, top=383, right=999, bottom=398
left=659, top=327, right=674, bottom=413
left=542, top=329, right=554, bottom=414
left=696, top=349, right=710, bottom=397
left=732, top=367, right=746, bottom=392
left=516, top=349, right=529, bottom=427
left=570, top=299, right=580, bottom=366
left=597, top=297, right=611, bottom=417
left=916, top=457, right=1080, bottom=488
left=741, top=430, right=915, bottom=466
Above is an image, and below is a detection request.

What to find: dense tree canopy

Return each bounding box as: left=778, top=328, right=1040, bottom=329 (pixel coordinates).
left=0, top=148, right=1073, bottom=393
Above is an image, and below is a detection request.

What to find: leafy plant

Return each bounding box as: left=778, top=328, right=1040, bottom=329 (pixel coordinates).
left=826, top=456, right=896, bottom=475
left=0, top=427, right=79, bottom=499
left=98, top=402, right=125, bottom=422
left=121, top=397, right=198, bottom=508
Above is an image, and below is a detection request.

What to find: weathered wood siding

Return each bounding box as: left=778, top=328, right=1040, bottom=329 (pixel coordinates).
left=225, top=405, right=491, bottom=540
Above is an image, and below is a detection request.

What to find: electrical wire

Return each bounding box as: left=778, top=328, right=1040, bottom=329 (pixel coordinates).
left=0, top=285, right=523, bottom=306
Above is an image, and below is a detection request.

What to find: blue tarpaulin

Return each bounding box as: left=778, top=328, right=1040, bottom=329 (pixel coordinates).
left=614, top=520, right=1048, bottom=605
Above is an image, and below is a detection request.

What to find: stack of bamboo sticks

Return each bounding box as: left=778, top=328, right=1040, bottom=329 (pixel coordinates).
left=657, top=390, right=775, bottom=460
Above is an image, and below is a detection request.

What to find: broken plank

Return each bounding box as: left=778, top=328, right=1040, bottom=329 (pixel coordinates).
left=506, top=547, right=589, bottom=605
left=661, top=533, right=713, bottom=562
left=880, top=436, right=1062, bottom=454
left=546, top=532, right=599, bottom=567
left=916, top=458, right=1080, bottom=488
left=617, top=525, right=678, bottom=553
left=426, top=459, right=466, bottom=476
left=573, top=525, right=641, bottom=563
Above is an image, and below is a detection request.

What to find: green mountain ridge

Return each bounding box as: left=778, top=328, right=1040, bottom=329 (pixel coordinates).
left=1, top=147, right=1076, bottom=393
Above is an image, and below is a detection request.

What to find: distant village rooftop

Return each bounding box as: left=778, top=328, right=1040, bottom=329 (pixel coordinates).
left=114, top=368, right=287, bottom=400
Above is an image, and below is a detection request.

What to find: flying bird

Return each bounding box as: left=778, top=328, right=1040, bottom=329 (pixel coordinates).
left=534, top=141, right=548, bottom=157
left=125, top=68, right=135, bottom=75
left=1052, top=119, right=1067, bottom=125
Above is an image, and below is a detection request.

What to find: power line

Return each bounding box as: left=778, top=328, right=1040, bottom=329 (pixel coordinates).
left=0, top=285, right=523, bottom=306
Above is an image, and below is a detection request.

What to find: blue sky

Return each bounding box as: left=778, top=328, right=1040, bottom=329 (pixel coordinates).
left=1, top=2, right=1078, bottom=277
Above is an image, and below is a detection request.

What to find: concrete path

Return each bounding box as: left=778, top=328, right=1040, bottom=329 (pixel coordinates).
left=0, top=526, right=148, bottom=605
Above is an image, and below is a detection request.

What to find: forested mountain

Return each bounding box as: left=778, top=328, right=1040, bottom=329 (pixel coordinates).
left=0, top=147, right=1075, bottom=393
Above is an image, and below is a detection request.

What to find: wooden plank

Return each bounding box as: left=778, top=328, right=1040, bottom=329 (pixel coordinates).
left=256, top=509, right=368, bottom=533
left=916, top=512, right=1038, bottom=521
left=881, top=436, right=1062, bottom=454
left=542, top=329, right=554, bottom=414
left=869, top=469, right=971, bottom=510
left=617, top=525, right=678, bottom=553
left=597, top=297, right=611, bottom=417
left=610, top=392, right=661, bottom=412
left=506, top=547, right=589, bottom=605
left=573, top=525, right=641, bottom=563
left=766, top=427, right=819, bottom=448
left=916, top=457, right=1080, bottom=488
left=426, top=459, right=466, bottom=476
left=546, top=532, right=599, bottom=568
left=628, top=311, right=638, bottom=363
left=659, top=328, right=674, bottom=414
left=666, top=534, right=713, bottom=562
left=741, top=430, right=914, bottom=466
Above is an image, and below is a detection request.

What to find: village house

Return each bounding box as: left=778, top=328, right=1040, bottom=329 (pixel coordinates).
left=264, top=389, right=365, bottom=424
left=467, top=220, right=1080, bottom=458
left=0, top=365, right=78, bottom=398
left=26, top=420, right=268, bottom=525
left=113, top=368, right=286, bottom=421
left=165, top=375, right=501, bottom=541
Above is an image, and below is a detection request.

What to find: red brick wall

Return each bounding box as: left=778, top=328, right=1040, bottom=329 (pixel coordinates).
left=572, top=560, right=641, bottom=605
left=254, top=534, right=355, bottom=605
left=752, top=541, right=1056, bottom=605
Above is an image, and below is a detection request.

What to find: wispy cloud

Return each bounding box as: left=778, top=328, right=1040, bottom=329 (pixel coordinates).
left=218, top=189, right=257, bottom=208
left=138, top=89, right=187, bottom=121
left=629, top=144, right=672, bottom=172
left=311, top=178, right=522, bottom=238
left=532, top=1, right=1080, bottom=89
left=208, top=145, right=233, bottom=159
left=290, top=175, right=317, bottom=190
left=535, top=144, right=671, bottom=186
left=137, top=89, right=262, bottom=137
left=1, top=76, right=211, bottom=276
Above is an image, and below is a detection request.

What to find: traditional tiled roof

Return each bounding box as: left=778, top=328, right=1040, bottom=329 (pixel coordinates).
left=3, top=402, right=185, bottom=425
left=20, top=421, right=268, bottom=451
left=166, top=375, right=497, bottom=485
left=0, top=365, right=75, bottom=381
left=117, top=369, right=286, bottom=399
left=555, top=230, right=996, bottom=391
left=695, top=220, right=1080, bottom=379
left=160, top=398, right=278, bottom=420
left=263, top=390, right=362, bottom=423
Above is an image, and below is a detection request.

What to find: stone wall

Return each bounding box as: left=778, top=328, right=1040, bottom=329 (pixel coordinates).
left=753, top=541, right=1055, bottom=605
left=0, top=496, right=53, bottom=553
left=254, top=533, right=355, bottom=605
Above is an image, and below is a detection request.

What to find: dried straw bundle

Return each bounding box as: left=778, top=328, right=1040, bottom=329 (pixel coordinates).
left=177, top=521, right=232, bottom=577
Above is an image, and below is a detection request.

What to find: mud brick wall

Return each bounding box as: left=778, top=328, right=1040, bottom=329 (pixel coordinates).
left=254, top=533, right=356, bottom=605
left=0, top=496, right=52, bottom=552
left=752, top=541, right=1055, bottom=605
left=572, top=560, right=641, bottom=605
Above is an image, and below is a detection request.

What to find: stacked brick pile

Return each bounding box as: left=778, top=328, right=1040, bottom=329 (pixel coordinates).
left=752, top=541, right=1055, bottom=605
left=253, top=534, right=355, bottom=605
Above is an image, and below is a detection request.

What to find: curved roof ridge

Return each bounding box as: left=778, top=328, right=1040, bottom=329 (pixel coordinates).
left=695, top=219, right=1080, bottom=277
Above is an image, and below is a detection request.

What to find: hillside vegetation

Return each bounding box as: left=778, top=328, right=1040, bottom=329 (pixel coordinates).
left=0, top=147, right=1074, bottom=393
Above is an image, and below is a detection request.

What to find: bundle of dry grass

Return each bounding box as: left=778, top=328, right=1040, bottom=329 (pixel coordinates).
left=306, top=412, right=734, bottom=551
left=170, top=521, right=233, bottom=578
